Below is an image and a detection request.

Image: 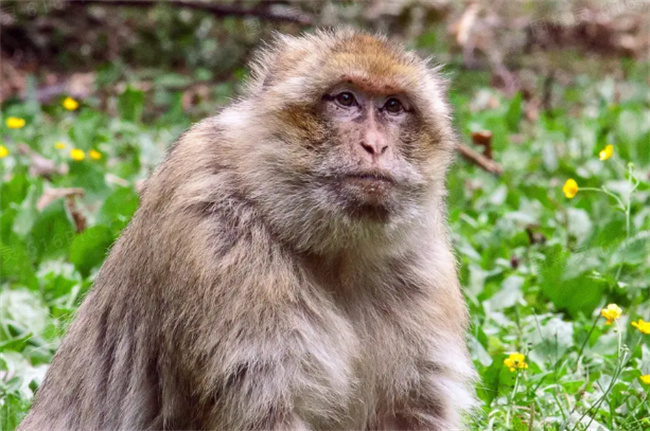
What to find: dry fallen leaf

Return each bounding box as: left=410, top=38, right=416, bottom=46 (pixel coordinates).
left=471, top=130, right=494, bottom=160
left=17, top=143, right=68, bottom=178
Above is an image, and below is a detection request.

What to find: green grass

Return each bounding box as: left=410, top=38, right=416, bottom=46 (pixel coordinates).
left=1, top=66, right=649, bottom=430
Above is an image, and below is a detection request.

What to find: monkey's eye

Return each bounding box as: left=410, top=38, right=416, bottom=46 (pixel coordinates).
left=383, top=97, right=404, bottom=114
left=335, top=92, right=357, bottom=108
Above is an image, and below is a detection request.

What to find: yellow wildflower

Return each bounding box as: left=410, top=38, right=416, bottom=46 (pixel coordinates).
left=70, top=149, right=85, bottom=161
left=601, top=303, right=622, bottom=325
left=503, top=352, right=528, bottom=372
left=55, top=142, right=67, bottom=150
left=63, top=97, right=79, bottom=111
left=563, top=178, right=579, bottom=199
left=641, top=375, right=650, bottom=385
left=89, top=149, right=102, bottom=160
left=599, top=144, right=613, bottom=161
left=631, top=319, right=650, bottom=335
left=0, top=145, right=8, bottom=158
left=6, top=116, right=26, bottom=129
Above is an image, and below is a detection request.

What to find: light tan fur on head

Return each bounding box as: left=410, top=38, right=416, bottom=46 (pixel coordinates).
left=218, top=29, right=459, bottom=254
left=19, top=29, right=476, bottom=431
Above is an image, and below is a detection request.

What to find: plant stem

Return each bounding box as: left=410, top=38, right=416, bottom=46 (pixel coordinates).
left=507, top=371, right=521, bottom=429
left=577, top=314, right=600, bottom=361
left=618, top=385, right=650, bottom=430
left=573, top=321, right=626, bottom=431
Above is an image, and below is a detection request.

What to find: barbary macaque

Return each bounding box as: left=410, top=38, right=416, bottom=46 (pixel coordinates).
left=19, top=29, right=476, bottom=430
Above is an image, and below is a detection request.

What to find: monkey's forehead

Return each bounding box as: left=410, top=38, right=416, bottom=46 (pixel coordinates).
left=323, top=53, right=419, bottom=95
left=320, top=41, right=423, bottom=90
left=248, top=30, right=449, bottom=119
left=253, top=31, right=435, bottom=94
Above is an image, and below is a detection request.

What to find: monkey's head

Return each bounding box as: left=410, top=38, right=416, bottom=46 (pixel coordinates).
left=221, top=30, right=456, bottom=253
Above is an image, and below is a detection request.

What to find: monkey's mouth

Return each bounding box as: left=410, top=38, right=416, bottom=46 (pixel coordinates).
left=337, top=171, right=397, bottom=215
left=342, top=172, right=396, bottom=185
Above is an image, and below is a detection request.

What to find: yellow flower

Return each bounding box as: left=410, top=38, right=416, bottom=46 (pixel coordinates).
left=0, top=145, right=8, bottom=158
left=55, top=142, right=67, bottom=150
left=62, top=97, right=79, bottom=111
left=641, top=375, right=650, bottom=385
left=70, top=148, right=85, bottom=161
left=6, top=116, right=26, bottom=129
left=599, top=144, right=613, bottom=161
left=601, top=303, right=622, bottom=325
left=89, top=149, right=102, bottom=160
left=631, top=319, right=650, bottom=335
left=503, top=352, right=528, bottom=372
left=563, top=178, right=579, bottom=199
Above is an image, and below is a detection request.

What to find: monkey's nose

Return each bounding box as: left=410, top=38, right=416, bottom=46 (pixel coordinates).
left=359, top=140, right=389, bottom=157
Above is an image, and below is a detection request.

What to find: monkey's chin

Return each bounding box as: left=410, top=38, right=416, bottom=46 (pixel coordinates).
left=345, top=202, right=392, bottom=222
left=339, top=178, right=395, bottom=222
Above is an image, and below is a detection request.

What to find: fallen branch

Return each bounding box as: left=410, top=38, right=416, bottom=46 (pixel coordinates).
left=456, top=143, right=503, bottom=176
left=37, top=187, right=85, bottom=211
left=70, top=0, right=312, bottom=25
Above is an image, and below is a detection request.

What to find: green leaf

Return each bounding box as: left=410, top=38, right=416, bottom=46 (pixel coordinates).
left=610, top=231, right=650, bottom=266
left=505, top=92, right=523, bottom=132
left=0, top=393, right=30, bottom=431
left=0, top=240, right=38, bottom=290
left=69, top=110, right=104, bottom=150
left=96, top=186, right=139, bottom=234
left=0, top=169, right=29, bottom=212
left=0, top=290, right=49, bottom=343
left=538, top=246, right=607, bottom=317
left=118, top=86, right=145, bottom=123
left=65, top=161, right=108, bottom=197
left=37, top=261, right=81, bottom=302
left=487, top=275, right=524, bottom=310
left=476, top=354, right=517, bottom=405
left=68, top=225, right=114, bottom=277
left=26, top=200, right=75, bottom=262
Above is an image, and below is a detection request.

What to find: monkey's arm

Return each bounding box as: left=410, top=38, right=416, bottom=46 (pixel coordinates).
left=369, top=246, right=477, bottom=431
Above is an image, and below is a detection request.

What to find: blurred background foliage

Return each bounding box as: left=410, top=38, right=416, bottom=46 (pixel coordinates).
left=1, top=1, right=649, bottom=430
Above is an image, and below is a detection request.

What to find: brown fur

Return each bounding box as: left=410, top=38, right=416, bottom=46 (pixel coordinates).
left=18, top=29, right=476, bottom=431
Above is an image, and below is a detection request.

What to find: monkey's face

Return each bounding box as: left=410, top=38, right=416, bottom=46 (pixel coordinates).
left=240, top=32, right=456, bottom=251
left=313, top=82, right=428, bottom=222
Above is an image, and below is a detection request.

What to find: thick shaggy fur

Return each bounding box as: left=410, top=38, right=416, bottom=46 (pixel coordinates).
left=19, top=29, right=476, bottom=430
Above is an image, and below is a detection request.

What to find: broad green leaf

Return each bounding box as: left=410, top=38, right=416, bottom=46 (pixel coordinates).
left=610, top=231, right=650, bottom=266
left=0, top=240, right=38, bottom=290
left=68, top=225, right=114, bottom=277
left=26, top=200, right=75, bottom=262
left=96, top=186, right=139, bottom=234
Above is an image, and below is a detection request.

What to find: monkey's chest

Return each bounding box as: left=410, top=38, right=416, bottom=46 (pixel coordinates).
left=339, top=312, right=426, bottom=429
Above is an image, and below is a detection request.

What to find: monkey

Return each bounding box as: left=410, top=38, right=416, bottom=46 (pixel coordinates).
left=18, top=29, right=476, bottom=431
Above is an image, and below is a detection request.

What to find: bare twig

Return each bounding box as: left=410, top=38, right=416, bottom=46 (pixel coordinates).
left=69, top=0, right=312, bottom=25
left=65, top=194, right=87, bottom=232
left=456, top=143, right=503, bottom=176
left=542, top=72, right=555, bottom=112
left=37, top=187, right=85, bottom=211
